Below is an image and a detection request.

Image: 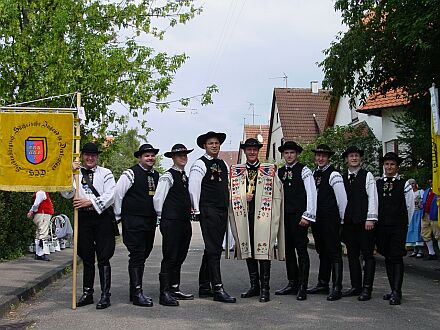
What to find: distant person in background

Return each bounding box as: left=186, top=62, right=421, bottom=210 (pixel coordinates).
left=421, top=179, right=439, bottom=260
left=406, top=179, right=424, bottom=258
left=27, top=191, right=54, bottom=261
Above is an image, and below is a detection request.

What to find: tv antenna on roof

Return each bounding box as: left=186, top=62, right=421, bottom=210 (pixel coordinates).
left=244, top=102, right=260, bottom=125
left=269, top=72, right=288, bottom=88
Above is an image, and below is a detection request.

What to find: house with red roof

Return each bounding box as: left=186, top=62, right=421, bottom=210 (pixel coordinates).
left=238, top=124, right=270, bottom=163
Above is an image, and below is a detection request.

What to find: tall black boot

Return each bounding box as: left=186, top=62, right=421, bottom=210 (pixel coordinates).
left=358, top=258, right=376, bottom=301
left=159, top=272, right=179, bottom=306
left=198, top=253, right=213, bottom=297
left=128, top=267, right=135, bottom=302
left=77, top=287, right=94, bottom=307
left=307, top=257, right=330, bottom=294
left=132, top=268, right=153, bottom=307
left=327, top=262, right=343, bottom=301
left=259, top=261, right=271, bottom=303
left=389, top=263, right=404, bottom=305
left=96, top=265, right=111, bottom=309
left=211, top=262, right=236, bottom=303
left=170, top=271, right=194, bottom=300
left=275, top=253, right=298, bottom=295
left=342, top=257, right=362, bottom=297
left=241, top=259, right=260, bottom=298
left=296, top=255, right=310, bottom=301
left=383, top=258, right=394, bottom=300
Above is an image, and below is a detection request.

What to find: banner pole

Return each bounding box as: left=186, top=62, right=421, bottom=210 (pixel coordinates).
left=71, top=93, right=81, bottom=310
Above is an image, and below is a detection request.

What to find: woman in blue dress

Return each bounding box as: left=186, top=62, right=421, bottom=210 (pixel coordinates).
left=406, top=179, right=424, bottom=258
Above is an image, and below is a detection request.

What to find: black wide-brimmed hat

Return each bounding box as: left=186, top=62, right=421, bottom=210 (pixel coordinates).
left=81, top=142, right=101, bottom=154
left=134, top=144, right=159, bottom=158
left=380, top=152, right=403, bottom=165
left=196, top=131, right=227, bottom=149
left=312, top=144, right=335, bottom=156
left=342, top=145, right=364, bottom=159
left=278, top=141, right=303, bottom=153
left=240, top=138, right=263, bottom=150
left=164, top=144, right=194, bottom=158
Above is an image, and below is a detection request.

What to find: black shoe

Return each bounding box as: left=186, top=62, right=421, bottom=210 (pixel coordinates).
left=296, top=285, right=307, bottom=301
left=357, top=287, right=372, bottom=301
left=389, top=291, right=402, bottom=305
left=132, top=268, right=153, bottom=307
left=199, top=283, right=214, bottom=298
left=259, top=289, right=270, bottom=303
left=275, top=281, right=298, bottom=295
left=170, top=287, right=194, bottom=300
left=241, top=271, right=260, bottom=298
left=96, top=292, right=111, bottom=309
left=77, top=287, right=94, bottom=307
left=159, top=273, right=179, bottom=306
left=424, top=254, right=438, bottom=261
left=327, top=287, right=342, bottom=301
left=133, top=288, right=153, bottom=307
left=383, top=292, right=392, bottom=300
left=96, top=265, right=111, bottom=310
left=307, top=282, right=329, bottom=294
left=35, top=254, right=51, bottom=261
left=213, top=285, right=236, bottom=303
left=341, top=287, right=362, bottom=297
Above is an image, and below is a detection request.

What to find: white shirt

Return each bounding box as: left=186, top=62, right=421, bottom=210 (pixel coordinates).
left=347, top=168, right=379, bottom=221
left=188, top=153, right=228, bottom=214
left=153, top=165, right=186, bottom=217
left=61, top=166, right=115, bottom=215
left=30, top=191, right=47, bottom=213
left=114, top=164, right=155, bottom=221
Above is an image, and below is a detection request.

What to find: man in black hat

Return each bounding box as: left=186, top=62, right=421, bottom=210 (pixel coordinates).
left=308, top=144, right=347, bottom=301
left=229, top=138, right=284, bottom=303
left=64, top=142, right=116, bottom=309
left=376, top=152, right=414, bottom=305
left=153, top=144, right=194, bottom=307
left=189, top=131, right=236, bottom=303
left=341, top=145, right=378, bottom=301
left=275, top=141, right=317, bottom=301
left=114, top=143, right=160, bottom=307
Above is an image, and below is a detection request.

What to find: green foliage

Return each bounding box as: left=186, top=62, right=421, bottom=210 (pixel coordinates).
left=0, top=0, right=217, bottom=131
left=393, top=103, right=432, bottom=185
left=299, top=124, right=382, bottom=175
left=321, top=0, right=440, bottom=107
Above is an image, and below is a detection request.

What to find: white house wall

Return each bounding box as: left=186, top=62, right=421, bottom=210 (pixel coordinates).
left=334, top=96, right=383, bottom=142
left=382, top=108, right=404, bottom=151
left=269, top=103, right=284, bottom=163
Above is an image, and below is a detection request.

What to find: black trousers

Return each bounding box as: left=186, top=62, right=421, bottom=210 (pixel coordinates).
left=199, top=206, right=228, bottom=285
left=342, top=222, right=376, bottom=288
left=160, top=218, right=192, bottom=275
left=311, top=213, right=342, bottom=284
left=78, top=211, right=115, bottom=289
left=284, top=211, right=310, bottom=282
left=122, top=215, right=156, bottom=269
left=376, top=224, right=407, bottom=264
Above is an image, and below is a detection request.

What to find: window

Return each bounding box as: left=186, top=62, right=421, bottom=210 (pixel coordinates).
left=272, top=143, right=276, bottom=160
left=385, top=140, right=398, bottom=153
left=276, top=112, right=279, bottom=123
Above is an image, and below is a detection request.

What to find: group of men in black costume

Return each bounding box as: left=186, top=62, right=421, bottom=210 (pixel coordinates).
left=68, top=130, right=413, bottom=309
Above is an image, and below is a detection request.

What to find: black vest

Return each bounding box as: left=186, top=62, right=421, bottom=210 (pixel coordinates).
left=278, top=163, right=306, bottom=214
left=377, top=177, right=408, bottom=226
left=162, top=168, right=191, bottom=221
left=314, top=165, right=339, bottom=218
left=121, top=165, right=158, bottom=218
left=200, top=156, right=229, bottom=209
left=343, top=169, right=368, bottom=224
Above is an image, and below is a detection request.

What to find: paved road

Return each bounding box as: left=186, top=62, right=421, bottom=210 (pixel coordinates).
left=3, top=224, right=440, bottom=329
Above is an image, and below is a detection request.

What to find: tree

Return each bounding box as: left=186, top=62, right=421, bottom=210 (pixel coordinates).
left=320, top=0, right=440, bottom=106
left=299, top=124, right=382, bottom=175
left=0, top=0, right=217, bottom=132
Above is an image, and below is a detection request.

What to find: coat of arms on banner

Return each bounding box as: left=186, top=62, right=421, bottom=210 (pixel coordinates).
left=25, top=137, right=48, bottom=165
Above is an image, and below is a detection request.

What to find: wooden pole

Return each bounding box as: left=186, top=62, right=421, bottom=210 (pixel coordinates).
left=71, top=93, right=81, bottom=309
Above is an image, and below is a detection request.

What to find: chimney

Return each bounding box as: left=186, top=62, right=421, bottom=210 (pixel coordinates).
left=311, top=81, right=319, bottom=94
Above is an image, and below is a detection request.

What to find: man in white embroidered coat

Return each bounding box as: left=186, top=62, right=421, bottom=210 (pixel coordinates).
left=229, top=138, right=285, bottom=303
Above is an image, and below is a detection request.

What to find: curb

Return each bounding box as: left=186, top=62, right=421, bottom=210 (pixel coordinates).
left=0, top=259, right=73, bottom=319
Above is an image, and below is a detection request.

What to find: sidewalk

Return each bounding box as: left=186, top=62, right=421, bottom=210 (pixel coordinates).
left=1, top=227, right=440, bottom=320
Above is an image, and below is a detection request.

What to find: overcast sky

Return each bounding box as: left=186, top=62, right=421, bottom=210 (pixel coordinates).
left=128, top=0, right=345, bottom=167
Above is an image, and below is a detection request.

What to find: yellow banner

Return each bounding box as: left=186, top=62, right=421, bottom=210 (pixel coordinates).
left=0, top=112, right=74, bottom=192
